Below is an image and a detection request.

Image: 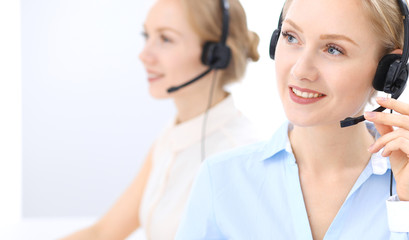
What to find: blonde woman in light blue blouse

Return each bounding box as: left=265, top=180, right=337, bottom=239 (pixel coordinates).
left=176, top=0, right=409, bottom=239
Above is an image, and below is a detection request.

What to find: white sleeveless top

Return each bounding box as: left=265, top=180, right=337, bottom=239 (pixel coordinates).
left=136, top=95, right=260, bottom=240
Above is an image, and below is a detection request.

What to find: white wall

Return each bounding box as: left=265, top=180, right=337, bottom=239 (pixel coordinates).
left=21, top=0, right=176, bottom=217
left=21, top=0, right=409, bottom=218
left=0, top=0, right=22, bottom=226
left=234, top=0, right=286, bottom=136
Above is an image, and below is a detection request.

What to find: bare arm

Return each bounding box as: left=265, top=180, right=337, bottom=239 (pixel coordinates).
left=61, top=146, right=154, bottom=240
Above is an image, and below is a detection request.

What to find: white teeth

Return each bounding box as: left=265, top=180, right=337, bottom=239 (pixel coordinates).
left=148, top=73, right=162, bottom=78
left=292, top=88, right=323, bottom=99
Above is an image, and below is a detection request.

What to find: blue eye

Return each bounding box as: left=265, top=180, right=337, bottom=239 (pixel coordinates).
left=160, top=34, right=172, bottom=43
left=282, top=31, right=299, bottom=44
left=327, top=45, right=344, bottom=55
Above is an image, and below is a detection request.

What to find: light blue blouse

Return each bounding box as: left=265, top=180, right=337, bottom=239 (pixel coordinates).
left=176, top=122, right=409, bottom=240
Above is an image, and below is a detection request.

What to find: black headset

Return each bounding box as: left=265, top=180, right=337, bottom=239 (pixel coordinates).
left=201, top=0, right=232, bottom=69
left=167, top=0, right=231, bottom=93
left=269, top=0, right=409, bottom=128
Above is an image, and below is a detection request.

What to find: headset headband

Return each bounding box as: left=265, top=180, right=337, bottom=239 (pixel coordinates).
left=220, top=0, right=230, bottom=45
left=398, top=0, right=409, bottom=69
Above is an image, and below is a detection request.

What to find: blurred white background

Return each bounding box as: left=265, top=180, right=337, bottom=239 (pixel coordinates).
left=21, top=0, right=168, bottom=218
left=2, top=0, right=409, bottom=238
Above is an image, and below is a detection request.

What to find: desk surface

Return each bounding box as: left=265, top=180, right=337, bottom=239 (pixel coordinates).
left=0, top=218, right=144, bottom=240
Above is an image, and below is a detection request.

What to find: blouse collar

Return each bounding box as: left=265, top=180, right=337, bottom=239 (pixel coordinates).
left=260, top=121, right=390, bottom=175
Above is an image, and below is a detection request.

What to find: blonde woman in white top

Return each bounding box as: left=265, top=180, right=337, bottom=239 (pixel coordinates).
left=62, top=0, right=260, bottom=239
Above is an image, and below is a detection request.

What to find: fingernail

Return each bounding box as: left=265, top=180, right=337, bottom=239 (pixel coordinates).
left=364, top=112, right=376, bottom=119
left=376, top=97, right=387, bottom=102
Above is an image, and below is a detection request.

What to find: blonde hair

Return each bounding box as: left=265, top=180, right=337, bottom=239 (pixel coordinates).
left=361, top=0, right=407, bottom=57
left=180, top=0, right=260, bottom=86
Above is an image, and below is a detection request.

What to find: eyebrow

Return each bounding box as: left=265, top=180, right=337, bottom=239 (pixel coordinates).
left=283, top=19, right=358, bottom=46
left=320, top=34, right=358, bottom=46
left=284, top=19, right=303, bottom=33
left=143, top=24, right=182, bottom=36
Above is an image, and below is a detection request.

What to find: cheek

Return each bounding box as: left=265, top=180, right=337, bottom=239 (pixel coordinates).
left=328, top=62, right=375, bottom=114
left=274, top=40, right=287, bottom=76
left=275, top=63, right=288, bottom=99
left=275, top=44, right=294, bottom=95
left=165, top=46, right=203, bottom=81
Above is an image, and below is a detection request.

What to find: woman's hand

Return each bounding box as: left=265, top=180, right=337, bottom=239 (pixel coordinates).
left=365, top=97, right=409, bottom=201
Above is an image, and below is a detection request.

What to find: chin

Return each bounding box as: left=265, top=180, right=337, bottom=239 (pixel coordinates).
left=285, top=110, right=340, bottom=128
left=282, top=96, right=363, bottom=128
left=148, top=87, right=170, bottom=99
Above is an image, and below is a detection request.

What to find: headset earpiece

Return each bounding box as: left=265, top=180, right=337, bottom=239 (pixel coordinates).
left=201, top=42, right=231, bottom=69
left=270, top=9, right=283, bottom=61
left=371, top=0, right=409, bottom=98
left=269, top=29, right=281, bottom=60
left=391, top=61, right=409, bottom=98
left=373, top=54, right=402, bottom=92
left=200, top=0, right=231, bottom=70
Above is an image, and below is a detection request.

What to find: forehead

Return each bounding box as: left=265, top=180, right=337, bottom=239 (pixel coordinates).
left=284, top=0, right=377, bottom=43
left=144, top=0, right=192, bottom=33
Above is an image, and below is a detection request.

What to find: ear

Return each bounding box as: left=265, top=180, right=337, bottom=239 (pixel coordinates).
left=389, top=49, right=403, bottom=55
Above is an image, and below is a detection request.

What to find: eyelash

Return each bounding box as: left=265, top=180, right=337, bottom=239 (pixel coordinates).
left=282, top=31, right=346, bottom=56
left=160, top=34, right=172, bottom=43
left=282, top=31, right=298, bottom=44
left=325, top=44, right=345, bottom=56
left=140, top=32, right=172, bottom=44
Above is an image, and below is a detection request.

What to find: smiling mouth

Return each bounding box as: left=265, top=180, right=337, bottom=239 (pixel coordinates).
left=147, top=72, right=164, bottom=83
left=148, top=73, right=163, bottom=79
left=291, top=87, right=324, bottom=99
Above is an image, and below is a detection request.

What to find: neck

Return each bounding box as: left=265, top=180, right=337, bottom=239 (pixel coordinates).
left=173, top=72, right=228, bottom=124
left=289, top=122, right=375, bottom=173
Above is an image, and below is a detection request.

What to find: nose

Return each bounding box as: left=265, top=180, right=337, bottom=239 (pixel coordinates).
left=139, top=40, right=156, bottom=65
left=290, top=49, right=319, bottom=82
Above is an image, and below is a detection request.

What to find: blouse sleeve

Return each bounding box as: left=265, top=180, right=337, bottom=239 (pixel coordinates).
left=175, top=160, right=225, bottom=240
left=387, top=195, right=409, bottom=239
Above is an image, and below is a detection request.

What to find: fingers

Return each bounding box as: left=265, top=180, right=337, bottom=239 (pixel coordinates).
left=364, top=97, right=409, bottom=156
left=382, top=137, right=409, bottom=157
left=373, top=122, right=394, bottom=136
left=372, top=98, right=409, bottom=202
left=364, top=111, right=409, bottom=131
left=376, top=97, right=409, bottom=115
left=368, top=128, right=409, bottom=153
left=381, top=138, right=409, bottom=158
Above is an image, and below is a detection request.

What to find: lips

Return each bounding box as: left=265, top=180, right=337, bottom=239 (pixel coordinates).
left=146, top=70, right=164, bottom=82
left=289, top=85, right=326, bottom=104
